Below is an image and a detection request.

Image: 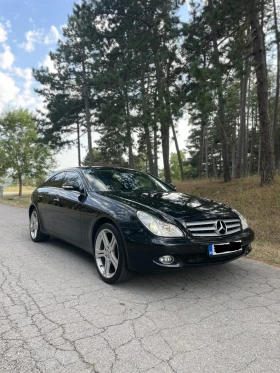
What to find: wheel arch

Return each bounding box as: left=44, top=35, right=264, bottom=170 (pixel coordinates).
left=29, top=203, right=37, bottom=217
left=91, top=216, right=129, bottom=258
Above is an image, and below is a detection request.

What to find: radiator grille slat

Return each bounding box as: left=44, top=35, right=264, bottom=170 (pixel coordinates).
left=185, top=219, right=241, bottom=237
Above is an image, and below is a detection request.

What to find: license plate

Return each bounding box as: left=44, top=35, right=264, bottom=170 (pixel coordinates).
left=208, top=241, right=242, bottom=256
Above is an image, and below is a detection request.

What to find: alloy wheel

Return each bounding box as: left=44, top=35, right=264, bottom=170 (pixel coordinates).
left=95, top=228, right=119, bottom=279
left=30, top=210, right=39, bottom=239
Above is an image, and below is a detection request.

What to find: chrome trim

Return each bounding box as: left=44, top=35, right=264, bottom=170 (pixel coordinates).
left=185, top=219, right=241, bottom=237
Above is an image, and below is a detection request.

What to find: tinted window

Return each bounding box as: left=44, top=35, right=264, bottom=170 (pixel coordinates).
left=83, top=169, right=170, bottom=192
left=65, top=171, right=83, bottom=187
left=44, top=172, right=66, bottom=188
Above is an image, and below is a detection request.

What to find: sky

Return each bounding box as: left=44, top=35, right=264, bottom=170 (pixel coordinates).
left=0, top=0, right=190, bottom=169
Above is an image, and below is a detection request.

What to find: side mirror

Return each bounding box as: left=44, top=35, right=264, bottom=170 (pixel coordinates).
left=62, top=181, right=81, bottom=192
left=169, top=183, right=177, bottom=191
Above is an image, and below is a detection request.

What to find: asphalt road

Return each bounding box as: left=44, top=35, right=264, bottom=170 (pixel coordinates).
left=1, top=204, right=280, bottom=373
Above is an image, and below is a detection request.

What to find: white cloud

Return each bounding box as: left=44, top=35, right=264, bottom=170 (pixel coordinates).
left=5, top=20, right=11, bottom=30
left=40, top=54, right=57, bottom=73
left=44, top=25, right=60, bottom=45
left=13, top=68, right=36, bottom=109
left=0, top=72, right=20, bottom=112
left=0, top=67, right=38, bottom=114
left=20, top=29, right=44, bottom=52
left=14, top=76, right=36, bottom=109
left=14, top=67, right=33, bottom=81
left=20, top=25, right=60, bottom=52
left=0, top=22, right=7, bottom=43
left=0, top=44, right=14, bottom=70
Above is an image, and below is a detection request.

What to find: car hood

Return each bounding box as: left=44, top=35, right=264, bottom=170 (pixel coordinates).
left=97, top=190, right=237, bottom=220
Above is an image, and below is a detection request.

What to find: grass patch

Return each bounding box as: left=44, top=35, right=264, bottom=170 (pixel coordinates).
left=4, top=186, right=34, bottom=194
left=0, top=193, right=32, bottom=208
left=175, top=175, right=280, bottom=266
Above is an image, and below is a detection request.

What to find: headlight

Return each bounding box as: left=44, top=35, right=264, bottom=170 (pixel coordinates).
left=234, top=210, right=249, bottom=230
left=137, top=211, right=184, bottom=237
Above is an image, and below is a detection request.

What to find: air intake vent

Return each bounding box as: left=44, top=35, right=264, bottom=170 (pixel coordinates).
left=185, top=219, right=241, bottom=237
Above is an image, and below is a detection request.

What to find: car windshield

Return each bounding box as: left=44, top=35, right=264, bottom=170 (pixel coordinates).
left=83, top=169, right=170, bottom=192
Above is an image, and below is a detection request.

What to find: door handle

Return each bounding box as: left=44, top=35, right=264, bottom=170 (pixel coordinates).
left=38, top=194, right=43, bottom=201
left=53, top=197, right=59, bottom=203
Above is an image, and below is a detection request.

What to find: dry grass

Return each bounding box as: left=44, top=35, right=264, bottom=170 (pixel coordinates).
left=0, top=186, right=33, bottom=208
left=4, top=186, right=34, bottom=194
left=0, top=193, right=32, bottom=208
left=175, top=175, right=280, bottom=266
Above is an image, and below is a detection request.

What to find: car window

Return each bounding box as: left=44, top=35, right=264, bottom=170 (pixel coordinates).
left=44, top=172, right=66, bottom=188
left=64, top=171, right=83, bottom=187
left=83, top=169, right=170, bottom=192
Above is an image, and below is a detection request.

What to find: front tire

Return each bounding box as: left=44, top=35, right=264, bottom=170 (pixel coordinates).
left=29, top=209, right=50, bottom=242
left=94, top=223, right=133, bottom=284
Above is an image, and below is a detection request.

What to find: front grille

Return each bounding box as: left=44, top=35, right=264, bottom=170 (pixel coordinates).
left=185, top=219, right=241, bottom=237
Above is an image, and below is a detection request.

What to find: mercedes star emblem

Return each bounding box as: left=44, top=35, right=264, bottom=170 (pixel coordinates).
left=216, top=220, right=227, bottom=235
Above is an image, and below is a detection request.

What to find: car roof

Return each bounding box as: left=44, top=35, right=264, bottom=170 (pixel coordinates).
left=44, top=166, right=140, bottom=185
left=54, top=166, right=138, bottom=173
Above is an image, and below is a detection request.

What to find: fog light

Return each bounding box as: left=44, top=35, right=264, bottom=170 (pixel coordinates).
left=159, top=255, right=174, bottom=265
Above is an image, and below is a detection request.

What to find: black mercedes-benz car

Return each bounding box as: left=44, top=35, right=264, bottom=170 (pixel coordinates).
left=29, top=167, right=254, bottom=284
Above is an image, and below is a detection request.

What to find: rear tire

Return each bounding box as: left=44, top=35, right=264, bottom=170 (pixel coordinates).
left=29, top=209, right=50, bottom=242
left=93, top=223, right=133, bottom=284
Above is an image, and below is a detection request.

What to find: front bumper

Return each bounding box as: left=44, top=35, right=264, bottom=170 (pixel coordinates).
left=123, top=228, right=254, bottom=272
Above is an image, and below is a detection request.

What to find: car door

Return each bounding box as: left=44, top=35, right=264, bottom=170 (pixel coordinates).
left=37, top=172, right=66, bottom=232
left=54, top=170, right=83, bottom=243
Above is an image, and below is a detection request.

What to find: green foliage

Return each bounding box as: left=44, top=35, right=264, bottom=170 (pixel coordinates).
left=31, top=0, right=277, bottom=183
left=160, top=152, right=196, bottom=180
left=133, top=153, right=148, bottom=173
left=82, top=148, right=127, bottom=167
left=0, top=109, right=55, bottom=195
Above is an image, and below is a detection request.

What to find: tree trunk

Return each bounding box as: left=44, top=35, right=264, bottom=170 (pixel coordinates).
left=258, top=128, right=261, bottom=176
left=161, top=124, right=171, bottom=183
left=244, top=68, right=251, bottom=177
left=124, top=91, right=134, bottom=169
left=77, top=121, right=81, bottom=167
left=154, top=55, right=171, bottom=183
left=250, top=7, right=275, bottom=185
left=127, top=127, right=134, bottom=169
left=218, top=104, right=231, bottom=182
left=82, top=60, right=94, bottom=166
left=236, top=116, right=242, bottom=178
left=205, top=128, right=209, bottom=178
left=211, top=142, right=217, bottom=179
left=232, top=121, right=236, bottom=178
left=249, top=127, right=255, bottom=176
left=153, top=124, right=159, bottom=177
left=273, top=0, right=280, bottom=155
left=219, top=149, right=222, bottom=176
left=237, top=63, right=249, bottom=178
left=171, top=120, right=184, bottom=181
left=249, top=104, right=256, bottom=176
left=209, top=0, right=231, bottom=182
left=275, top=128, right=280, bottom=172
left=140, top=70, right=154, bottom=174
left=198, top=124, right=205, bottom=178
left=18, top=171, right=22, bottom=197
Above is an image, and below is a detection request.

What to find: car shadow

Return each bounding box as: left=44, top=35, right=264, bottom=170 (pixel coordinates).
left=46, top=236, right=95, bottom=264
left=44, top=236, right=252, bottom=294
